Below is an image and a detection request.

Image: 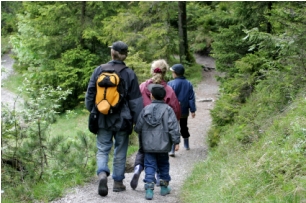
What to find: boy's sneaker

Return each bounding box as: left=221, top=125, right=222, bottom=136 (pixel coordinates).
left=169, top=151, right=175, bottom=157
left=160, top=179, right=171, bottom=196
left=184, top=138, right=190, bottom=150
left=160, top=186, right=171, bottom=196
left=145, top=182, right=154, bottom=200
left=169, top=144, right=175, bottom=157
left=130, top=165, right=143, bottom=189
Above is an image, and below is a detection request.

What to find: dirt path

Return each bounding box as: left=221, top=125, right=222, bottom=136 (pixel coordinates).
left=50, top=55, right=219, bottom=203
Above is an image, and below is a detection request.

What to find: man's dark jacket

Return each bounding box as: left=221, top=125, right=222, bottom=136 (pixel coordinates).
left=85, top=60, right=143, bottom=133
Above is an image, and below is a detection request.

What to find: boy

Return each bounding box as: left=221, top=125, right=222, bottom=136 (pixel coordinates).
left=168, top=64, right=196, bottom=155
left=134, top=84, right=180, bottom=200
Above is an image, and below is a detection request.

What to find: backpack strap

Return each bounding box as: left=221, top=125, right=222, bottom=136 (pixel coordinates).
left=95, top=63, right=127, bottom=83
left=100, top=63, right=126, bottom=74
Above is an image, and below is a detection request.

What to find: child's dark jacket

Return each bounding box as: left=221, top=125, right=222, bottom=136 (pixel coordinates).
left=168, top=76, right=196, bottom=117
left=134, top=100, right=180, bottom=153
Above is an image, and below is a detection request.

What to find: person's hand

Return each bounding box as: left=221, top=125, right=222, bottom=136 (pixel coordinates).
left=191, top=112, right=195, bottom=118
left=175, top=144, right=180, bottom=151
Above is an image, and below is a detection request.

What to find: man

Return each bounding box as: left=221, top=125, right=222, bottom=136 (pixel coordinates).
left=85, top=41, right=143, bottom=197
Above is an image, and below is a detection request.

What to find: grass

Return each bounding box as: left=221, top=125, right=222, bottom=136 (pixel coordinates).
left=49, top=106, right=89, bottom=140
left=1, top=35, right=11, bottom=54
left=1, top=69, right=24, bottom=94
left=32, top=170, right=91, bottom=202
left=181, top=90, right=306, bottom=202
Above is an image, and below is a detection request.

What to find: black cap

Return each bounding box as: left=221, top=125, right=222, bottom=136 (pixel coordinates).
left=109, top=41, right=128, bottom=54
left=170, top=64, right=185, bottom=75
left=148, top=84, right=166, bottom=100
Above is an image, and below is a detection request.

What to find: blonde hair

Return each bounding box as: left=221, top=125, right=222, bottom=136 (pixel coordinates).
left=150, top=59, right=169, bottom=84
left=111, top=49, right=127, bottom=61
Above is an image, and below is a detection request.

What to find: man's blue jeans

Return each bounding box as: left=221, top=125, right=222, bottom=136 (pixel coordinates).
left=96, top=129, right=129, bottom=182
left=144, top=153, right=171, bottom=183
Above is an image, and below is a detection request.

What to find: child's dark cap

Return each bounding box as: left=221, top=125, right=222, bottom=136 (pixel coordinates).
left=170, top=64, right=185, bottom=75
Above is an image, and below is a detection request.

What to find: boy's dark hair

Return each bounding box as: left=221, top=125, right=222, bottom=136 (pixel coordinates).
left=148, top=84, right=166, bottom=100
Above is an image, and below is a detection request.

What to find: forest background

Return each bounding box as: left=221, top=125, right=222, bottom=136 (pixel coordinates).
left=1, top=1, right=305, bottom=203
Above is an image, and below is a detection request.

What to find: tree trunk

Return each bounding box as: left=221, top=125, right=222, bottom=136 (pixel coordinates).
left=267, top=2, right=272, bottom=34
left=80, top=1, right=86, bottom=47
left=178, top=1, right=191, bottom=63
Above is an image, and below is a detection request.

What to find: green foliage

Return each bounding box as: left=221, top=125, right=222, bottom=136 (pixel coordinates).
left=210, top=2, right=276, bottom=74
left=210, top=93, right=239, bottom=127
left=212, top=23, right=252, bottom=74
left=1, top=36, right=11, bottom=54
left=1, top=1, right=22, bottom=36
left=9, top=2, right=127, bottom=110
left=183, top=92, right=306, bottom=202
left=183, top=64, right=203, bottom=86
left=198, top=2, right=306, bottom=202
left=1, top=78, right=71, bottom=179
left=53, top=47, right=100, bottom=110
left=186, top=2, right=223, bottom=54
left=209, top=1, right=306, bottom=146
left=1, top=78, right=96, bottom=202
left=100, top=1, right=179, bottom=64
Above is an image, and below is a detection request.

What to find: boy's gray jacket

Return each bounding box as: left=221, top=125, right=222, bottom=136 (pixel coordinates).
left=85, top=61, right=143, bottom=133
left=134, top=101, right=180, bottom=153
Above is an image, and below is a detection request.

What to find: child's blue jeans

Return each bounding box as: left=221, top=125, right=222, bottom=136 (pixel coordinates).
left=144, top=152, right=171, bottom=183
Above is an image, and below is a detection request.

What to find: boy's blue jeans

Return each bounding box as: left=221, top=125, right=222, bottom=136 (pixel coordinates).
left=96, top=129, right=129, bottom=182
left=144, top=153, right=171, bottom=183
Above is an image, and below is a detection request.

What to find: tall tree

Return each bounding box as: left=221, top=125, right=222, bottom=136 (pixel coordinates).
left=178, top=1, right=191, bottom=63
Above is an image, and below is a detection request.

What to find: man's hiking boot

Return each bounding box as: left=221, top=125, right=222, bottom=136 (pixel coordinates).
left=113, top=180, right=126, bottom=192
left=160, top=179, right=171, bottom=196
left=145, top=182, right=154, bottom=200
left=184, top=138, right=190, bottom=150
left=98, top=172, right=108, bottom=197
left=130, top=164, right=143, bottom=189
left=169, top=144, right=175, bottom=157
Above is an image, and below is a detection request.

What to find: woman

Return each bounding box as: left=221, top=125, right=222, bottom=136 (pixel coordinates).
left=130, top=59, right=181, bottom=190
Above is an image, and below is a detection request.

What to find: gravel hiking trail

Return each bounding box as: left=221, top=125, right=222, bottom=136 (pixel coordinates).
left=1, top=53, right=220, bottom=203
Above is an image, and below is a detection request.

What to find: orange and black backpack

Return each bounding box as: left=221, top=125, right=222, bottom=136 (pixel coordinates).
left=95, top=63, right=127, bottom=115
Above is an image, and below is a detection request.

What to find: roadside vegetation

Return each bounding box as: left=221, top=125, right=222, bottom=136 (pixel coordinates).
left=1, top=1, right=305, bottom=202
left=182, top=2, right=306, bottom=203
